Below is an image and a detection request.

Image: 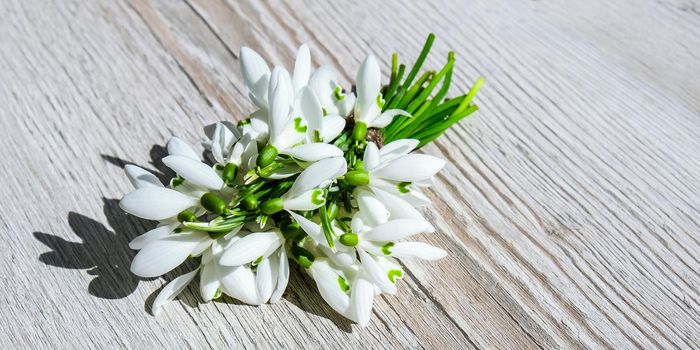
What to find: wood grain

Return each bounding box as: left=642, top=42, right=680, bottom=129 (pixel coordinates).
left=1, top=0, right=698, bottom=348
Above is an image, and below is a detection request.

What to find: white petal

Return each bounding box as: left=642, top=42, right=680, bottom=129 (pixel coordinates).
left=336, top=93, right=355, bottom=116
left=379, top=139, right=419, bottom=160
left=309, top=259, right=350, bottom=316
left=130, top=232, right=208, bottom=278
left=351, top=214, right=368, bottom=234
left=190, top=239, right=213, bottom=257
left=308, top=65, right=337, bottom=104
left=267, top=163, right=303, bottom=179
left=200, top=263, right=220, bottom=302
left=323, top=244, right=358, bottom=267
left=372, top=188, right=424, bottom=220
left=211, top=122, right=239, bottom=164
left=152, top=268, right=198, bottom=316
left=368, top=109, right=411, bottom=128
left=350, top=273, right=375, bottom=327
left=355, top=55, right=381, bottom=120
left=120, top=187, right=199, bottom=221
left=125, top=165, right=163, bottom=189
left=283, top=189, right=325, bottom=211
left=285, top=157, right=347, bottom=198
left=370, top=178, right=432, bottom=207
left=363, top=142, right=380, bottom=171
left=219, top=231, right=283, bottom=266
left=241, top=113, right=269, bottom=142
left=219, top=265, right=259, bottom=305
left=362, top=218, right=433, bottom=242
left=240, top=47, right=270, bottom=108
left=239, top=133, right=259, bottom=173
left=129, top=224, right=172, bottom=250
left=299, top=87, right=323, bottom=139
left=358, top=250, right=396, bottom=294
left=288, top=211, right=328, bottom=247
left=162, top=155, right=223, bottom=190
left=293, top=44, right=311, bottom=93
left=270, top=249, right=289, bottom=303
left=283, top=143, right=343, bottom=162
left=372, top=154, right=445, bottom=182
left=320, top=114, right=346, bottom=142
left=167, top=137, right=200, bottom=160
left=256, top=257, right=275, bottom=304
left=354, top=188, right=389, bottom=227
left=268, top=68, right=292, bottom=144
left=391, top=242, right=447, bottom=260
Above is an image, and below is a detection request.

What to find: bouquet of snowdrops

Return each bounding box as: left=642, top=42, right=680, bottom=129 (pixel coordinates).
left=119, top=34, right=482, bottom=327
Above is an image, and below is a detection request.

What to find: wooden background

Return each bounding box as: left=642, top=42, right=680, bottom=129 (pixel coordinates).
left=2, top=0, right=699, bottom=348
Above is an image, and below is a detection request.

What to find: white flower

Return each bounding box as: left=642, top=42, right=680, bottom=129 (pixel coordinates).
left=353, top=55, right=410, bottom=128
left=358, top=139, right=445, bottom=207
left=266, top=67, right=305, bottom=152
left=121, top=137, right=211, bottom=250
left=151, top=231, right=282, bottom=314
left=307, top=65, right=355, bottom=117
left=218, top=230, right=289, bottom=304
left=130, top=230, right=211, bottom=278
left=267, top=86, right=347, bottom=165
left=201, top=234, right=275, bottom=305
left=307, top=258, right=377, bottom=327
left=279, top=157, right=347, bottom=211
left=120, top=137, right=223, bottom=222
left=151, top=267, right=199, bottom=316
left=240, top=44, right=311, bottom=142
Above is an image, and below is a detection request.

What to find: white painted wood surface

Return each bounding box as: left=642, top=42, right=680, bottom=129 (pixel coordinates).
left=2, top=0, right=698, bottom=348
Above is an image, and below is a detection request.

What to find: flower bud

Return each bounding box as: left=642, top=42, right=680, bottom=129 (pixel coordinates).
left=257, top=144, right=278, bottom=167
left=345, top=170, right=369, bottom=186
left=260, top=198, right=284, bottom=214
left=339, top=233, right=358, bottom=246
left=222, top=163, right=238, bottom=186
left=200, top=192, right=226, bottom=215
left=291, top=245, right=315, bottom=268
left=352, top=121, right=367, bottom=141
left=176, top=210, right=198, bottom=223
left=241, top=195, right=258, bottom=210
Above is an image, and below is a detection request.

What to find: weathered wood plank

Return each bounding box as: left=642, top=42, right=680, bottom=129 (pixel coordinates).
left=1, top=0, right=698, bottom=348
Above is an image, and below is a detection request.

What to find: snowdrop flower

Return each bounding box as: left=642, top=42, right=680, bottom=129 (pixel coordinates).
left=151, top=267, right=199, bottom=316
left=122, top=165, right=183, bottom=249
left=254, top=67, right=305, bottom=168
left=218, top=229, right=289, bottom=304
left=352, top=55, right=410, bottom=130
left=129, top=229, right=211, bottom=278
left=151, top=232, right=277, bottom=315
left=287, top=211, right=358, bottom=267
left=307, top=258, right=377, bottom=327
left=345, top=139, right=445, bottom=207
left=120, top=137, right=211, bottom=245
left=203, top=122, right=259, bottom=186
left=260, top=157, right=347, bottom=214
left=307, top=65, right=355, bottom=117
left=201, top=234, right=286, bottom=305
left=240, top=44, right=311, bottom=142
left=348, top=209, right=445, bottom=293
left=277, top=87, right=346, bottom=163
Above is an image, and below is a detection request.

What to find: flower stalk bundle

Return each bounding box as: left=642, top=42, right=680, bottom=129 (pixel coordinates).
left=120, top=34, right=482, bottom=327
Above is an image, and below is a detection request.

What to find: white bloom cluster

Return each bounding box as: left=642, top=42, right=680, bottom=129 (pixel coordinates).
left=120, top=44, right=452, bottom=327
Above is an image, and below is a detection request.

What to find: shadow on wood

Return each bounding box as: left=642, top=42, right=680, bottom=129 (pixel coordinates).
left=33, top=198, right=153, bottom=299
